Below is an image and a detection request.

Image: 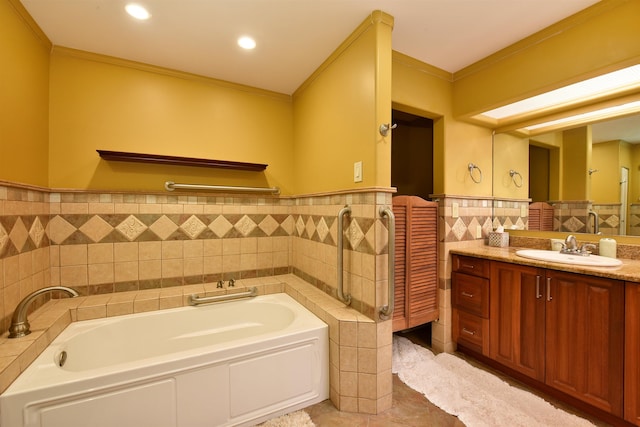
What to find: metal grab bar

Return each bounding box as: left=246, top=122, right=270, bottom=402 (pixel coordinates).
left=379, top=206, right=395, bottom=320
left=337, top=205, right=352, bottom=305
left=165, top=181, right=280, bottom=194
left=188, top=287, right=258, bottom=306
left=588, top=210, right=599, bottom=234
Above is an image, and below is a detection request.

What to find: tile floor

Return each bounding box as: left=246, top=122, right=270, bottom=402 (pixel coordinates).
left=303, top=328, right=611, bottom=427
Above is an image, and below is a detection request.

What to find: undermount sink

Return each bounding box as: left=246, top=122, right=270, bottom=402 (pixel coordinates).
left=515, top=249, right=623, bottom=267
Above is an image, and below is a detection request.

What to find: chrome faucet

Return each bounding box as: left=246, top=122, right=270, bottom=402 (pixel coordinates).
left=560, top=235, right=578, bottom=253
left=8, top=286, right=79, bottom=338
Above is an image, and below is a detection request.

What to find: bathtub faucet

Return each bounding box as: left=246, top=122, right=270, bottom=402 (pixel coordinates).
left=8, top=286, right=79, bottom=338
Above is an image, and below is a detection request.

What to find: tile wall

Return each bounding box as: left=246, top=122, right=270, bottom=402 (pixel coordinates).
left=0, top=181, right=395, bottom=414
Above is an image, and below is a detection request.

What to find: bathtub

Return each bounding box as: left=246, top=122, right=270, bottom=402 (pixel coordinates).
left=0, top=293, right=329, bottom=427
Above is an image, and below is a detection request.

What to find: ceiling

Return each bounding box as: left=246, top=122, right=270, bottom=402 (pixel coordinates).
left=19, top=0, right=639, bottom=142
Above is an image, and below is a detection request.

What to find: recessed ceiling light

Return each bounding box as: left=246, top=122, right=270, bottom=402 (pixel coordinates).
left=482, top=64, right=640, bottom=120
left=522, top=100, right=640, bottom=132
left=238, top=36, right=256, bottom=50
left=125, top=4, right=151, bottom=20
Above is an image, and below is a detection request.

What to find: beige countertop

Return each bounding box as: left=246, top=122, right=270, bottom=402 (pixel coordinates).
left=450, top=245, right=640, bottom=283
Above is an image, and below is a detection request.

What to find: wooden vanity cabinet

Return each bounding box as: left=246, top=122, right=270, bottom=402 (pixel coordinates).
left=489, top=261, right=546, bottom=382
left=454, top=256, right=626, bottom=420
left=452, top=255, right=490, bottom=355
left=625, top=282, right=640, bottom=425
left=544, top=270, right=624, bottom=416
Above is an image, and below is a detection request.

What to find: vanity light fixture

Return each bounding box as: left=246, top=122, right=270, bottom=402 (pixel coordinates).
left=523, top=99, right=640, bottom=133
left=481, top=64, right=640, bottom=120
left=238, top=36, right=256, bottom=50
left=125, top=3, right=151, bottom=20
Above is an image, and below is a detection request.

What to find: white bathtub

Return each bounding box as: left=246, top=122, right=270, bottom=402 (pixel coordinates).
left=0, top=293, right=329, bottom=427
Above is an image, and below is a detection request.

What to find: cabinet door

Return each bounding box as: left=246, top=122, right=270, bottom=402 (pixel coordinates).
left=625, top=283, right=640, bottom=425
left=489, top=262, right=545, bottom=381
left=545, top=270, right=624, bottom=416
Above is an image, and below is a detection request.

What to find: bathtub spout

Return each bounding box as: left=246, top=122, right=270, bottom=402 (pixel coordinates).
left=9, top=286, right=79, bottom=338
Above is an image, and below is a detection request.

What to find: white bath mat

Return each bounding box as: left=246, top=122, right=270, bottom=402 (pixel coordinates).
left=392, top=335, right=595, bottom=427
left=257, top=410, right=315, bottom=427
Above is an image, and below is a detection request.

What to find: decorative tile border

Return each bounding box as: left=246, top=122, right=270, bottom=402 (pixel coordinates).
left=0, top=183, right=394, bottom=332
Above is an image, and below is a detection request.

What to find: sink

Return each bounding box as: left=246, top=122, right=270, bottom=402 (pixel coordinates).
left=515, top=249, right=622, bottom=267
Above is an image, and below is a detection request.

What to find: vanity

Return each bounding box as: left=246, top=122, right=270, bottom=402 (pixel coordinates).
left=451, top=246, right=640, bottom=427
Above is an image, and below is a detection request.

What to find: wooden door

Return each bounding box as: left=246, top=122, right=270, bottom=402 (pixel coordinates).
left=391, top=196, right=438, bottom=331
left=545, top=270, right=624, bottom=416
left=489, top=261, right=545, bottom=381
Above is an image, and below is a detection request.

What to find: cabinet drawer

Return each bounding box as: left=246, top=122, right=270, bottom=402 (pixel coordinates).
left=454, top=310, right=487, bottom=354
left=453, top=255, right=490, bottom=278
left=452, top=272, right=489, bottom=318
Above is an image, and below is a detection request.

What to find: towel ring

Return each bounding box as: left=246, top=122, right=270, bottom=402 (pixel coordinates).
left=509, top=169, right=523, bottom=188
left=468, top=163, right=483, bottom=184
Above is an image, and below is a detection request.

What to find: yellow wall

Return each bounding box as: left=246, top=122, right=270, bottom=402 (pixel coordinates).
left=49, top=48, right=294, bottom=193
left=562, top=127, right=591, bottom=200
left=453, top=0, right=640, bottom=120
left=631, top=145, right=640, bottom=205
left=292, top=11, right=393, bottom=194
left=392, top=53, right=492, bottom=196
left=0, top=0, right=50, bottom=187
left=493, top=133, right=528, bottom=199
left=592, top=140, right=620, bottom=203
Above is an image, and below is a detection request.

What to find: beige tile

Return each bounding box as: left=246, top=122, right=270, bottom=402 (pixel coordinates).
left=357, top=373, right=376, bottom=399
left=183, top=240, right=203, bottom=258
left=203, top=239, right=222, bottom=256
left=139, top=260, right=161, bottom=280
left=60, top=245, right=87, bottom=266
left=338, top=396, right=358, bottom=413
left=222, top=238, right=241, bottom=255
left=134, top=296, right=159, bottom=313
left=376, top=343, right=392, bottom=373
left=339, top=346, right=357, bottom=372
left=162, top=241, right=183, bottom=259
left=339, top=320, right=357, bottom=346
left=114, top=261, right=138, bottom=282
left=240, top=237, right=257, bottom=254
left=107, top=301, right=134, bottom=317
left=77, top=305, right=106, bottom=321
left=88, top=263, right=114, bottom=285
left=162, top=259, right=183, bottom=278
left=357, top=397, right=377, bottom=414
left=60, top=265, right=88, bottom=286
left=88, top=243, right=113, bottom=264
left=184, top=257, right=203, bottom=276
left=339, top=370, right=358, bottom=397
left=18, top=252, right=32, bottom=280
left=4, top=256, right=19, bottom=287
left=114, top=242, right=138, bottom=262
left=357, top=347, right=377, bottom=374
left=139, top=241, right=161, bottom=260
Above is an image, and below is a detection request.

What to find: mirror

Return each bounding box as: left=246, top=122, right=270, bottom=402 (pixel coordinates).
left=493, top=112, right=640, bottom=237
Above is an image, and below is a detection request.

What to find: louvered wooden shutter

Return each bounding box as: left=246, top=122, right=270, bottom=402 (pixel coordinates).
left=392, top=196, right=439, bottom=332
left=529, top=202, right=554, bottom=231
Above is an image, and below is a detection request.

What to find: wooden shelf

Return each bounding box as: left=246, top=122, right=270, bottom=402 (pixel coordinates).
left=97, top=150, right=267, bottom=172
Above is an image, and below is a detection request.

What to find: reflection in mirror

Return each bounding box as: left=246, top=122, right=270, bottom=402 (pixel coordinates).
left=527, top=113, right=640, bottom=236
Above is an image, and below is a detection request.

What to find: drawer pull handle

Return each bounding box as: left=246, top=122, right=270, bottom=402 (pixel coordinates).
left=461, top=291, right=474, bottom=298
left=462, top=264, right=475, bottom=269
left=462, top=328, right=476, bottom=336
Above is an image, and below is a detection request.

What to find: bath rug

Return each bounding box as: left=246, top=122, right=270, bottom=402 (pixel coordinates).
left=392, top=335, right=595, bottom=427
left=257, top=410, right=315, bottom=427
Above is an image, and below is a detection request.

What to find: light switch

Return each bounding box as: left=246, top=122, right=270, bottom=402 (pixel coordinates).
left=452, top=203, right=459, bottom=218
left=354, top=161, right=363, bottom=183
